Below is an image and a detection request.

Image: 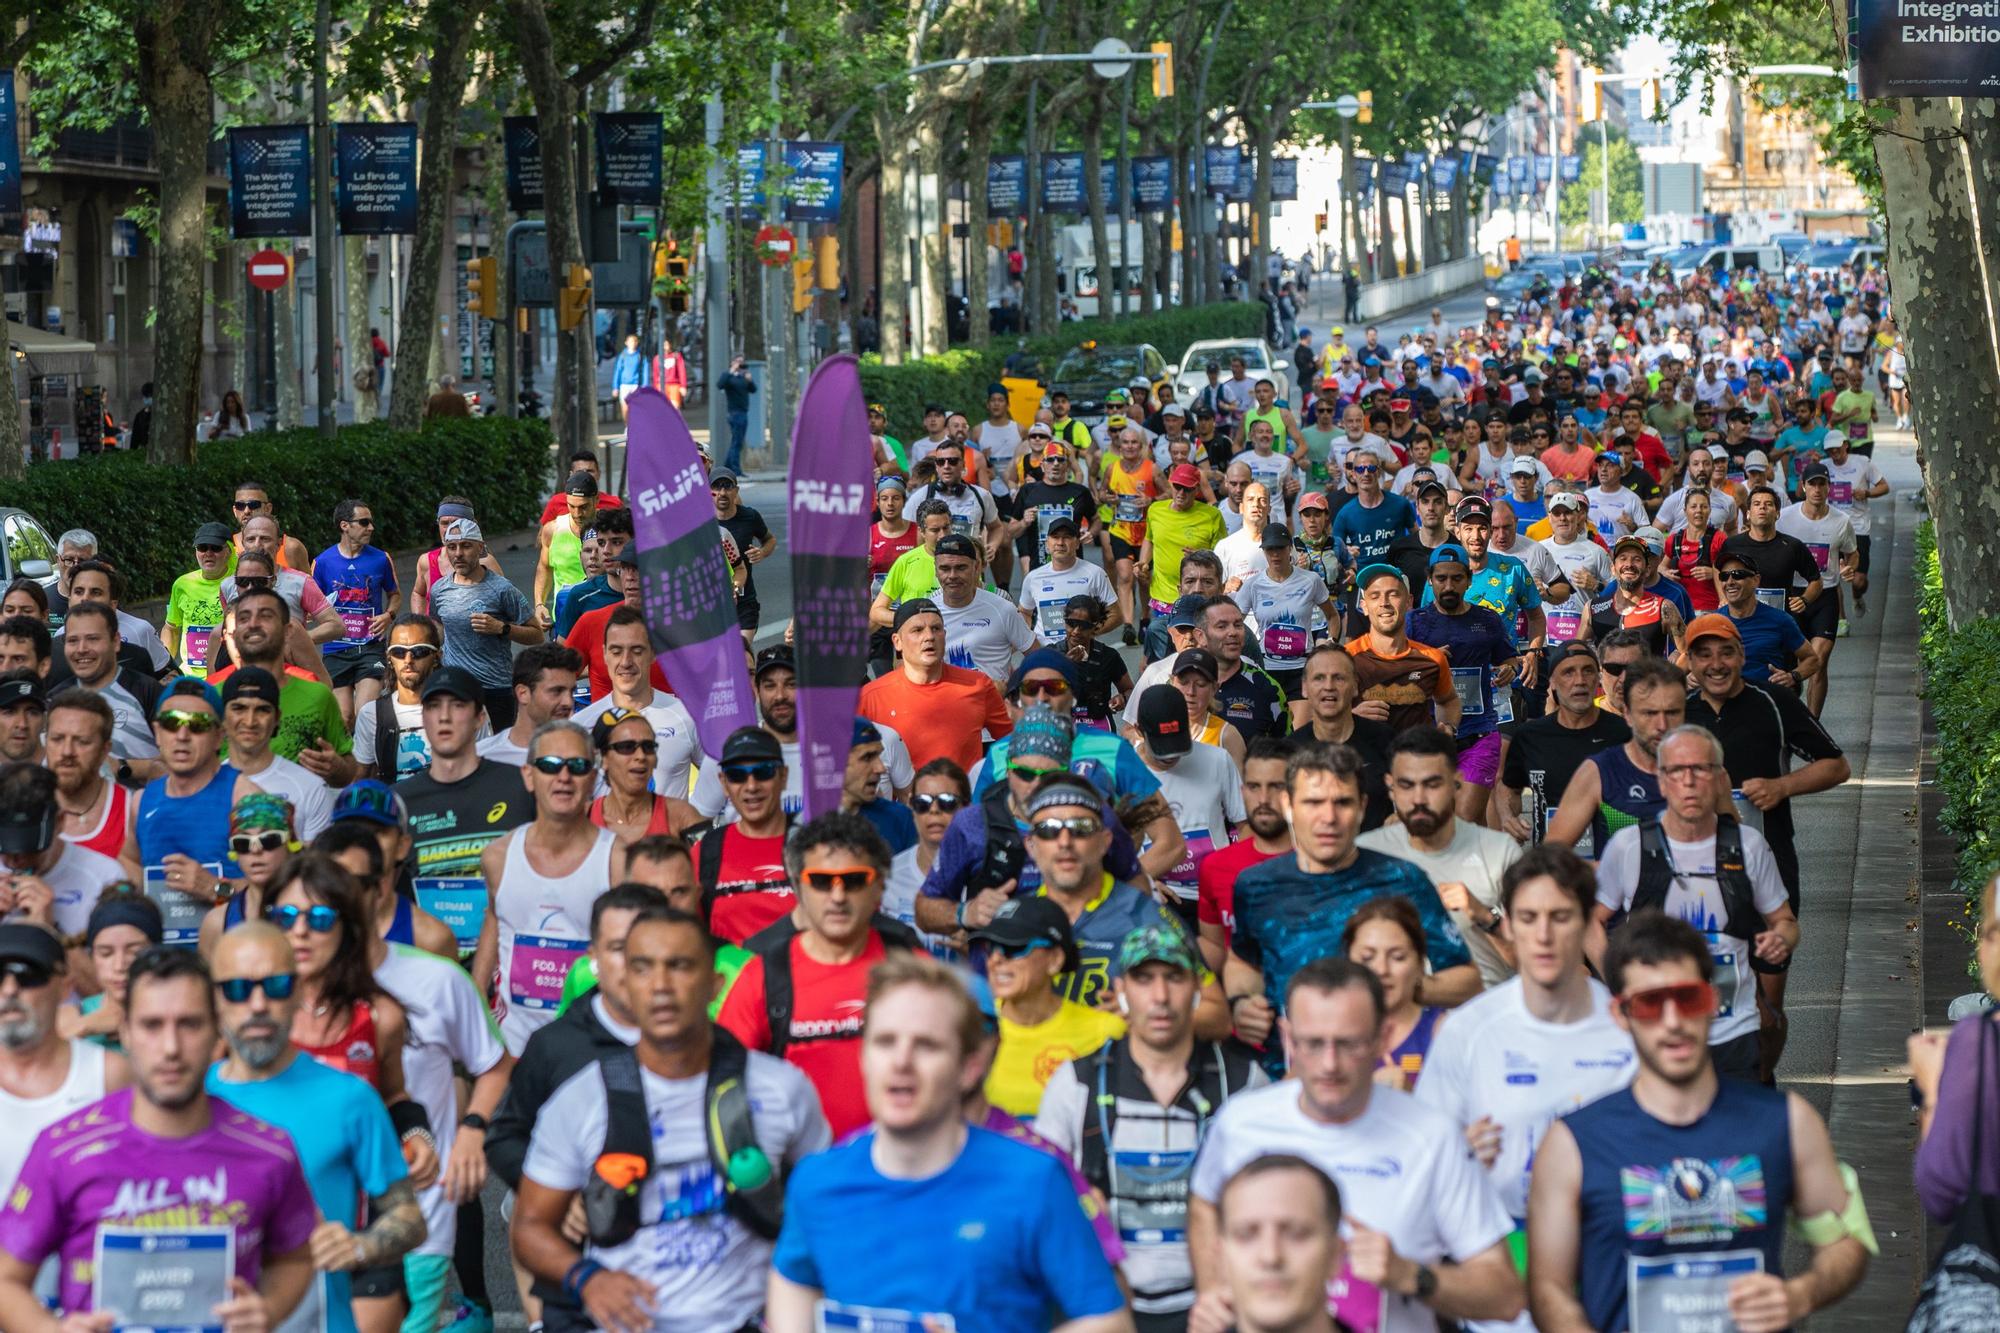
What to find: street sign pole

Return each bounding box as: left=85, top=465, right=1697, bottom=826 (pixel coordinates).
left=311, top=0, right=337, bottom=436
left=705, top=93, right=729, bottom=449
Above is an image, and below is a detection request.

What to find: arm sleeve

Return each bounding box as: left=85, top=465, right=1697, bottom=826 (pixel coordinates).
left=1915, top=1017, right=1988, bottom=1222
left=520, top=1068, right=606, bottom=1191
left=1501, top=734, right=1528, bottom=789
left=918, top=816, right=979, bottom=903
left=1189, top=1112, right=1235, bottom=1203
left=298, top=580, right=331, bottom=617
left=1030, top=1155, right=1128, bottom=1319
left=321, top=693, right=354, bottom=756
left=1595, top=829, right=1638, bottom=910
left=0, top=1131, right=59, bottom=1264
left=1743, top=830, right=1790, bottom=915
left=1227, top=882, right=1265, bottom=969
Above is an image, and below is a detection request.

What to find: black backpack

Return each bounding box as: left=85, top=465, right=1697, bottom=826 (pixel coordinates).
left=1073, top=1038, right=1250, bottom=1198
left=372, top=694, right=401, bottom=777
left=584, top=1027, right=786, bottom=1245
left=1630, top=815, right=1774, bottom=970
left=695, top=815, right=799, bottom=929
left=967, top=783, right=1030, bottom=896
left=756, top=922, right=918, bottom=1058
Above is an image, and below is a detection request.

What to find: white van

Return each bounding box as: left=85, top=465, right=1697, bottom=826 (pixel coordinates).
left=1668, top=244, right=1784, bottom=277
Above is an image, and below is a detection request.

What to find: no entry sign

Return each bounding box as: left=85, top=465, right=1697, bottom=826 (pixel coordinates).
left=247, top=249, right=293, bottom=292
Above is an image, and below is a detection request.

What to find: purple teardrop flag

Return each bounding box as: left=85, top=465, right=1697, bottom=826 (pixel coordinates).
left=624, top=387, right=758, bottom=759
left=788, top=355, right=875, bottom=818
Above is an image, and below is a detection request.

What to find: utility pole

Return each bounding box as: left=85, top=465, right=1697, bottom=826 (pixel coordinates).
left=704, top=93, right=728, bottom=445
left=764, top=7, right=791, bottom=467
left=311, top=0, right=336, bottom=436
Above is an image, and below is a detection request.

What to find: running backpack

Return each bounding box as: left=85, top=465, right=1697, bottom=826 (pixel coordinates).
left=585, top=1027, right=786, bottom=1245
left=1629, top=815, right=1772, bottom=966
left=757, top=922, right=918, bottom=1058
left=371, top=695, right=400, bottom=778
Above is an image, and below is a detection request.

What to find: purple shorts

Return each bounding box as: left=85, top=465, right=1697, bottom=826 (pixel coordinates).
left=1458, top=732, right=1504, bottom=788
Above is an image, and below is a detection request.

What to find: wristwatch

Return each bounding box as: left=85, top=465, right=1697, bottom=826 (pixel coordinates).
left=461, top=1112, right=489, bottom=1133
left=1413, top=1262, right=1439, bottom=1303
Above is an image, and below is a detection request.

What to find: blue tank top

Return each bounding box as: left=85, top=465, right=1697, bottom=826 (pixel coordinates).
left=136, top=765, right=238, bottom=869
left=1383, top=1005, right=1444, bottom=1087
left=1591, top=745, right=1665, bottom=855
left=1566, top=1080, right=1794, bottom=1332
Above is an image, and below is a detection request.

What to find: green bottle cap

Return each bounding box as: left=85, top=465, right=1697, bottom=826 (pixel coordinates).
left=727, top=1144, right=773, bottom=1192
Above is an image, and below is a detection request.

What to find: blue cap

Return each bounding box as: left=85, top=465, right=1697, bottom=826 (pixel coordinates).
left=851, top=718, right=882, bottom=749
left=1429, top=543, right=1471, bottom=569
left=156, top=675, right=222, bottom=719
left=1598, top=450, right=1623, bottom=466
left=332, top=779, right=408, bottom=830
left=1357, top=562, right=1407, bottom=591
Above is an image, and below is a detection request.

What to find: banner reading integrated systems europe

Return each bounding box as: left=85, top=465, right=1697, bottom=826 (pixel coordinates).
left=787, top=356, right=875, bottom=819
left=1856, top=0, right=2000, bottom=94
left=625, top=389, right=758, bottom=759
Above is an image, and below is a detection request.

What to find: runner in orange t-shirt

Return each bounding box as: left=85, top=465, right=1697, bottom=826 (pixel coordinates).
left=1099, top=426, right=1162, bottom=643
left=1343, top=563, right=1460, bottom=736
left=857, top=598, right=1013, bottom=773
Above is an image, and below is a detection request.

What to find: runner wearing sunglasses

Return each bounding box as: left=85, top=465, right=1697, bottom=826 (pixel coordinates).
left=882, top=758, right=970, bottom=959
left=588, top=707, right=699, bottom=844
left=123, top=679, right=259, bottom=944
left=195, top=791, right=298, bottom=956
left=474, top=720, right=624, bottom=1056
left=1528, top=910, right=1870, bottom=1333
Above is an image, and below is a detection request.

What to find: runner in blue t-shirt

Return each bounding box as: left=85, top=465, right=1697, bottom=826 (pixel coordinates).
left=1409, top=544, right=1520, bottom=822
left=312, top=499, right=401, bottom=721
left=1328, top=450, right=1417, bottom=564
left=1716, top=549, right=1812, bottom=685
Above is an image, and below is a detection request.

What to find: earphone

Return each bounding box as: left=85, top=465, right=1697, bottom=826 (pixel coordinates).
left=1117, top=993, right=1130, bottom=1016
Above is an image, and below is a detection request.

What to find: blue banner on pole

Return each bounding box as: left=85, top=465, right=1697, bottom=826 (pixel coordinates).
left=1534, top=154, right=1555, bottom=184
left=0, top=74, right=20, bottom=235
left=596, top=112, right=665, bottom=206
left=1272, top=157, right=1299, bottom=201
left=1432, top=155, right=1459, bottom=192
left=1042, top=152, right=1085, bottom=212
left=734, top=144, right=768, bottom=217
left=1352, top=158, right=1375, bottom=204
left=989, top=155, right=1026, bottom=214
left=784, top=141, right=845, bottom=222
left=1131, top=155, right=1173, bottom=211
left=1857, top=0, right=2000, bottom=94
left=1379, top=160, right=1410, bottom=193
left=334, top=123, right=418, bottom=235
left=1224, top=146, right=1251, bottom=201
left=1506, top=155, right=1530, bottom=191
left=503, top=116, right=543, bottom=212
left=228, top=126, right=313, bottom=238
left=1204, top=143, right=1239, bottom=196
left=1559, top=153, right=1583, bottom=184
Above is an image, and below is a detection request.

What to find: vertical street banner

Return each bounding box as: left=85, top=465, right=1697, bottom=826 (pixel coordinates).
left=625, top=389, right=759, bottom=759
left=1506, top=155, right=1531, bottom=192
left=227, top=126, right=313, bottom=238
left=1534, top=154, right=1555, bottom=184
left=1204, top=143, right=1239, bottom=197
left=787, top=355, right=875, bottom=819
left=1131, top=156, right=1173, bottom=211
left=503, top=116, right=543, bottom=212
left=596, top=112, right=665, bottom=205
left=1559, top=153, right=1583, bottom=184
left=784, top=141, right=845, bottom=222
left=1097, top=160, right=1124, bottom=212
left=1224, top=147, right=1252, bottom=201
left=1352, top=157, right=1376, bottom=204
left=334, top=123, right=418, bottom=235
left=0, top=74, right=19, bottom=235
left=1856, top=0, right=2000, bottom=94
left=988, top=155, right=1027, bottom=214
left=1471, top=152, right=1499, bottom=185
left=1432, top=155, right=1460, bottom=192
left=734, top=145, right=769, bottom=218
left=1041, top=152, right=1086, bottom=212
left=1271, top=157, right=1299, bottom=201
left=1379, top=160, right=1411, bottom=193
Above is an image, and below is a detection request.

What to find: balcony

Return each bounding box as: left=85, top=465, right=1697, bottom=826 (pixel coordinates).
left=32, top=117, right=230, bottom=178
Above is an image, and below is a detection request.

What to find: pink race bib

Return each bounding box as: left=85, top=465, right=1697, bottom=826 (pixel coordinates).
left=507, top=933, right=585, bottom=1010
left=1263, top=624, right=1309, bottom=659
left=1547, top=608, right=1582, bottom=642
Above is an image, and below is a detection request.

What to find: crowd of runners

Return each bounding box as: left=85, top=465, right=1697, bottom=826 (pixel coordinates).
left=0, top=253, right=1906, bottom=1333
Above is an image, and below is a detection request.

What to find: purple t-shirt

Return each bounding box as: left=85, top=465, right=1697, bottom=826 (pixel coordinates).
left=0, top=1088, right=318, bottom=1314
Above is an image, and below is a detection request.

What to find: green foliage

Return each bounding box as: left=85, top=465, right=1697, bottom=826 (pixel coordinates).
left=859, top=303, right=1265, bottom=438
left=1915, top=519, right=2000, bottom=934
left=1559, top=128, right=1645, bottom=229
left=8, top=418, right=553, bottom=603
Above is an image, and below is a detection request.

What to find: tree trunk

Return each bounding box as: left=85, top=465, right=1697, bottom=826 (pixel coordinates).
left=1377, top=180, right=1396, bottom=277
left=873, top=107, right=909, bottom=364
left=508, top=0, right=585, bottom=453
left=1248, top=114, right=1275, bottom=300
left=344, top=236, right=373, bottom=421
left=274, top=268, right=300, bottom=429
left=914, top=115, right=949, bottom=355
left=1139, top=124, right=1159, bottom=317
left=135, top=10, right=216, bottom=464
left=388, top=0, right=485, bottom=430
left=0, top=331, right=19, bottom=477
left=1084, top=91, right=1113, bottom=325
left=1399, top=182, right=1416, bottom=273
left=1176, top=132, right=1198, bottom=308
left=965, top=115, right=994, bottom=349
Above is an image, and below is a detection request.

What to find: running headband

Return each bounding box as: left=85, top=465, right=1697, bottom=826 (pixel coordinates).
left=437, top=502, right=476, bottom=520
left=86, top=896, right=165, bottom=947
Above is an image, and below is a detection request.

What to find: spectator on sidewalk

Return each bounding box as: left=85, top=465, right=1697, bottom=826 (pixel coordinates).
left=718, top=355, right=758, bottom=472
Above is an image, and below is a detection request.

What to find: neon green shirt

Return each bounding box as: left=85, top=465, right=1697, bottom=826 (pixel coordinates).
left=1142, top=500, right=1227, bottom=605
left=557, top=945, right=752, bottom=1020
left=880, top=546, right=940, bottom=606
left=165, top=569, right=227, bottom=677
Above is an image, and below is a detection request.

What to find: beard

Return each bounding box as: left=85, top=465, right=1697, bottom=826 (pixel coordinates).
left=1401, top=804, right=1450, bottom=838
left=224, top=1021, right=290, bottom=1070
left=0, top=1001, right=47, bottom=1051
left=1248, top=808, right=1288, bottom=840
left=135, top=1066, right=203, bottom=1113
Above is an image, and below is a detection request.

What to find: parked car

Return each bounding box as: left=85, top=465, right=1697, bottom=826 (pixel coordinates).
left=1048, top=341, right=1170, bottom=422
left=1169, top=338, right=1291, bottom=405
left=0, top=507, right=59, bottom=592
left=1801, top=242, right=1859, bottom=280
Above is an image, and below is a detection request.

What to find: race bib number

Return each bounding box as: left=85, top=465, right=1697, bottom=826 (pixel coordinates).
left=1327, top=1264, right=1388, bottom=1333
left=1263, top=623, right=1309, bottom=661
left=414, top=877, right=488, bottom=954
left=572, top=676, right=594, bottom=709
left=1829, top=481, right=1853, bottom=506
left=182, top=626, right=217, bottom=670
left=1806, top=542, right=1830, bottom=572
left=337, top=607, right=374, bottom=642
left=1547, top=608, right=1582, bottom=643
left=1708, top=937, right=1741, bottom=1018
left=1452, top=666, right=1487, bottom=717
left=818, top=1301, right=956, bottom=1333
left=1846, top=420, right=1868, bottom=440
left=1627, top=1248, right=1764, bottom=1332
left=949, top=514, right=976, bottom=539
left=1165, top=831, right=1215, bottom=900
left=1036, top=600, right=1068, bottom=642
left=93, top=1225, right=234, bottom=1333
left=1754, top=586, right=1786, bottom=610
left=1495, top=689, right=1515, bottom=725
left=1110, top=1147, right=1197, bottom=1241
left=870, top=572, right=888, bottom=597
left=1114, top=492, right=1147, bottom=524
left=143, top=864, right=224, bottom=948
left=507, top=932, right=586, bottom=1010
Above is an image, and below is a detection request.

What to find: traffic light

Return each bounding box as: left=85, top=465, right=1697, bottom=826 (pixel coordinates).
left=1641, top=78, right=1663, bottom=120
left=792, top=256, right=815, bottom=315
left=1314, top=212, right=1328, bottom=233
left=465, top=256, right=496, bottom=317
left=1150, top=42, right=1174, bottom=98
left=814, top=234, right=839, bottom=291
left=662, top=255, right=691, bottom=313
left=1356, top=91, right=1372, bottom=124
left=1584, top=74, right=1604, bottom=123
left=557, top=263, right=592, bottom=331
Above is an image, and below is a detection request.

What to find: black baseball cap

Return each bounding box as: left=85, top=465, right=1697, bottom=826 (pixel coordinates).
left=1046, top=516, right=1080, bottom=538
left=719, top=726, right=785, bottom=765
left=565, top=471, right=600, bottom=497
left=0, top=677, right=45, bottom=711
left=193, top=521, right=234, bottom=548
left=419, top=665, right=484, bottom=704
left=892, top=598, right=943, bottom=633
left=933, top=534, right=979, bottom=562
left=0, top=922, right=64, bottom=971
left=220, top=665, right=281, bottom=707
left=1166, top=595, right=1208, bottom=630
left=1259, top=523, right=1294, bottom=550
left=968, top=895, right=1080, bottom=973
left=1800, top=461, right=1831, bottom=483
left=754, top=646, right=796, bottom=678
left=1171, top=647, right=1219, bottom=681
left=1136, top=684, right=1193, bottom=757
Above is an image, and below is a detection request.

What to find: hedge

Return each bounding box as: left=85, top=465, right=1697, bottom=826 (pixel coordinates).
left=1915, top=519, right=2000, bottom=939
left=860, top=300, right=1268, bottom=440
left=5, top=416, right=554, bottom=603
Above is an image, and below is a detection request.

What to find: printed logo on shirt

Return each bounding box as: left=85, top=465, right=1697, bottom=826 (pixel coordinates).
left=1620, top=1156, right=1767, bottom=1242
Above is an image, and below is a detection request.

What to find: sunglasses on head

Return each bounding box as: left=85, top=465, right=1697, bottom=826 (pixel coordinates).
left=232, top=499, right=266, bottom=511
left=531, top=754, right=594, bottom=776
left=217, top=973, right=298, bottom=1003
left=386, top=643, right=439, bottom=661
left=722, top=761, right=781, bottom=783
left=157, top=709, right=218, bottom=734
left=1030, top=815, right=1103, bottom=841
left=909, top=792, right=965, bottom=814
left=1617, top=980, right=1718, bottom=1023
left=1, top=958, right=54, bottom=990
left=230, top=830, right=290, bottom=856
left=604, top=738, right=659, bottom=756
left=1016, top=678, right=1071, bottom=700
left=268, top=903, right=339, bottom=934
left=801, top=866, right=880, bottom=893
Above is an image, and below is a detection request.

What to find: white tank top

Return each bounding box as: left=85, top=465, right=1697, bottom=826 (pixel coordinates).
left=978, top=417, right=1024, bottom=464
left=0, top=1040, right=110, bottom=1193
left=494, top=824, right=617, bottom=1055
